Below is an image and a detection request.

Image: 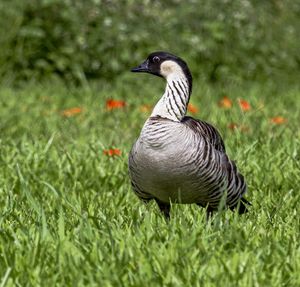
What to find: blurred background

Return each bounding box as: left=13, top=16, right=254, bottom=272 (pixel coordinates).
left=0, top=0, right=299, bottom=86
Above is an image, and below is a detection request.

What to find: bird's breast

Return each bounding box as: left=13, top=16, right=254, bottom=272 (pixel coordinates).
left=130, top=121, right=209, bottom=203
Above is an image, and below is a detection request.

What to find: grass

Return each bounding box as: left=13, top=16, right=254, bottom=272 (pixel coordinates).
left=0, top=76, right=299, bottom=286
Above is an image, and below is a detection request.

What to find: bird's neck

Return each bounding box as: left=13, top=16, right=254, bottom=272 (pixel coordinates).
left=151, top=73, right=191, bottom=122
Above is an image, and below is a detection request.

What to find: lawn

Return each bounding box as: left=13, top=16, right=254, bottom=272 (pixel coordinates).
left=0, top=77, right=299, bottom=286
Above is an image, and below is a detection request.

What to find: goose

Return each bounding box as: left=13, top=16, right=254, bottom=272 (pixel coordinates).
left=128, top=51, right=250, bottom=219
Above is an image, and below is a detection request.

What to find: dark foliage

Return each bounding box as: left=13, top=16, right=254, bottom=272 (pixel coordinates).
left=0, top=0, right=299, bottom=84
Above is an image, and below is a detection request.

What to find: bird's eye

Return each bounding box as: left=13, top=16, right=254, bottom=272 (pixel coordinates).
left=153, top=56, right=160, bottom=63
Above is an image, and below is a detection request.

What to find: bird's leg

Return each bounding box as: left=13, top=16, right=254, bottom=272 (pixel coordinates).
left=197, top=203, right=214, bottom=223
left=155, top=199, right=171, bottom=220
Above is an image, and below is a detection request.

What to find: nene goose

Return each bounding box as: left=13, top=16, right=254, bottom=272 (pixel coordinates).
left=129, top=51, right=250, bottom=219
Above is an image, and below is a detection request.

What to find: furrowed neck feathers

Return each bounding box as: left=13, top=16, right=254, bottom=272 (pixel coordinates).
left=151, top=61, right=192, bottom=122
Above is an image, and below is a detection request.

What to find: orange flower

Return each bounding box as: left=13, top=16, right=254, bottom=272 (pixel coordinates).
left=62, top=107, right=82, bottom=117
left=218, top=96, right=232, bottom=109
left=228, top=122, right=239, bottom=130
left=188, top=103, right=199, bottom=114
left=228, top=123, right=249, bottom=132
left=139, top=104, right=152, bottom=113
left=106, top=99, right=126, bottom=110
left=238, top=99, right=251, bottom=111
left=270, top=116, right=287, bottom=124
left=103, top=148, right=122, bottom=157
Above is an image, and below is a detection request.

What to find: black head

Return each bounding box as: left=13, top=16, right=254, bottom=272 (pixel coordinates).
left=131, top=51, right=192, bottom=93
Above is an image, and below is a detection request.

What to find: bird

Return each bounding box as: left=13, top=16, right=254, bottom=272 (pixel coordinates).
left=128, top=51, right=250, bottom=220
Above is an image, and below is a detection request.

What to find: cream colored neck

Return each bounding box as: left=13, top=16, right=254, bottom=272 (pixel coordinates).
left=151, top=61, right=190, bottom=121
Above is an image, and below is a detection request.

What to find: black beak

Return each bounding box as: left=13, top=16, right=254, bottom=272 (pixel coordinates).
left=131, top=59, right=149, bottom=73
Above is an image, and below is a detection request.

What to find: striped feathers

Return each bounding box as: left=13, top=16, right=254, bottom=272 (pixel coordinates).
left=129, top=51, right=250, bottom=218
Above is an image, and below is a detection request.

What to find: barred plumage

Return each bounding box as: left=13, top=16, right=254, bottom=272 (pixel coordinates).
left=129, top=51, right=250, bottom=219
